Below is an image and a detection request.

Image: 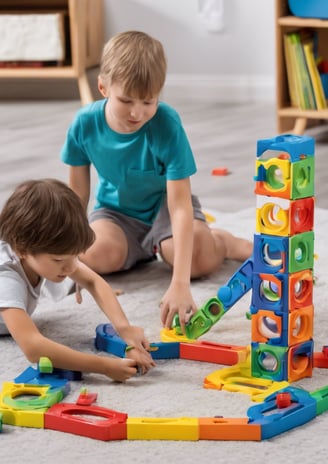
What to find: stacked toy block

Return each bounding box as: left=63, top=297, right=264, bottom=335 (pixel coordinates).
left=250, top=134, right=315, bottom=382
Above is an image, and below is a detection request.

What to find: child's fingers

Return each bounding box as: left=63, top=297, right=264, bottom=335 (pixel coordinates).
left=75, top=284, right=82, bottom=304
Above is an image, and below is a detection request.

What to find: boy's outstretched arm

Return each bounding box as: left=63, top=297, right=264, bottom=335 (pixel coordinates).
left=1, top=307, right=138, bottom=382
left=159, top=178, right=198, bottom=333
left=71, top=262, right=156, bottom=373
left=69, top=165, right=91, bottom=212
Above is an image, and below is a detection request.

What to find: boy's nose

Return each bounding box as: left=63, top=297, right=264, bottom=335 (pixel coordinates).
left=64, top=258, right=78, bottom=274
left=130, top=105, right=142, bottom=119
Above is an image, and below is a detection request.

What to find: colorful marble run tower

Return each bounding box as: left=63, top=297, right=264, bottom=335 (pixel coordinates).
left=250, top=134, right=315, bottom=382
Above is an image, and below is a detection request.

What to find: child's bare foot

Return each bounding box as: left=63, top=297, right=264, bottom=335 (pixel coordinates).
left=211, top=229, right=253, bottom=262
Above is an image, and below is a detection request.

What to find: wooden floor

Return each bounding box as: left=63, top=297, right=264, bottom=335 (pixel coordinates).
left=0, top=98, right=327, bottom=212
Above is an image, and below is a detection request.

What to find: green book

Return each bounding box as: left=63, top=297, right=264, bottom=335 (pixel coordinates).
left=290, top=32, right=316, bottom=110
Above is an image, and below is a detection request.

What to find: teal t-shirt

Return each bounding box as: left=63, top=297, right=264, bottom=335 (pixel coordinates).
left=60, top=100, right=197, bottom=224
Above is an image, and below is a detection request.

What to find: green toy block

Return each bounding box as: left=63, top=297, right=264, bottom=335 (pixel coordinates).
left=251, top=343, right=288, bottom=381
left=38, top=357, right=53, bottom=374
left=291, top=156, right=314, bottom=200
left=289, top=231, right=314, bottom=273
left=173, top=297, right=225, bottom=339
left=311, top=385, right=328, bottom=415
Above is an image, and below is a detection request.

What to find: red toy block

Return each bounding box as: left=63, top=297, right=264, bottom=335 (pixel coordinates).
left=44, top=403, right=127, bottom=441
left=180, top=341, right=247, bottom=365
left=199, top=417, right=261, bottom=441
left=314, top=346, right=328, bottom=368
left=76, top=389, right=98, bottom=406
left=276, top=392, right=292, bottom=408
left=211, top=167, right=229, bottom=176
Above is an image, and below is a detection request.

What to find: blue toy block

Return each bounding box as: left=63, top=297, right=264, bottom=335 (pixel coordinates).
left=251, top=272, right=289, bottom=312
left=252, top=268, right=314, bottom=314
left=51, top=369, right=83, bottom=381
left=146, top=341, right=180, bottom=359
left=253, top=232, right=314, bottom=275
left=95, top=323, right=128, bottom=357
left=251, top=305, right=313, bottom=348
left=14, top=366, right=71, bottom=396
left=256, top=134, right=314, bottom=162
left=218, top=258, right=253, bottom=311
left=95, top=323, right=180, bottom=359
left=253, top=234, right=288, bottom=274
left=248, top=386, right=317, bottom=439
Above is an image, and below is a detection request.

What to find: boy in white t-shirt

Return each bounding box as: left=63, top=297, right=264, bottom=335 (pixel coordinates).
left=0, top=178, right=154, bottom=381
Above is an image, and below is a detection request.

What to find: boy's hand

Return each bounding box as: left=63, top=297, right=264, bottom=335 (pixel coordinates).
left=104, top=357, right=140, bottom=382
left=159, top=282, right=197, bottom=334
left=117, top=325, right=156, bottom=374
left=125, top=348, right=156, bottom=375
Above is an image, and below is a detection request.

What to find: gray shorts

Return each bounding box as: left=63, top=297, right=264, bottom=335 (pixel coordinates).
left=89, top=195, right=206, bottom=270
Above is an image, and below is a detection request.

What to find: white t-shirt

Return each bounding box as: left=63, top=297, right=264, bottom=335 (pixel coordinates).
left=0, top=241, right=72, bottom=335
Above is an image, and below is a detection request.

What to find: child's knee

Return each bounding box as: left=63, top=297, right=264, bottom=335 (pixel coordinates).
left=82, top=241, right=127, bottom=273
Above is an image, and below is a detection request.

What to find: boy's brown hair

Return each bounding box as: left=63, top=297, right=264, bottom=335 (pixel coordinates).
left=0, top=178, right=95, bottom=255
left=99, top=30, right=167, bottom=99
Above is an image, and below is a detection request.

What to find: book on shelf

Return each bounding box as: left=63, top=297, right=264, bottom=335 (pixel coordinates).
left=302, top=40, right=327, bottom=110
left=283, top=30, right=326, bottom=110
left=283, top=34, right=301, bottom=107
left=284, top=31, right=316, bottom=110
left=283, top=33, right=302, bottom=108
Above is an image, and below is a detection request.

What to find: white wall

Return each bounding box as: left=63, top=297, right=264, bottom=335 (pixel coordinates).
left=103, top=0, right=275, bottom=102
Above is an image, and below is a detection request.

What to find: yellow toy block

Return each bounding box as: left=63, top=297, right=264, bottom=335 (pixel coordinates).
left=160, top=328, right=196, bottom=343
left=203, top=351, right=289, bottom=402
left=127, top=417, right=199, bottom=440
left=255, top=195, right=314, bottom=237
left=255, top=154, right=314, bottom=200
left=256, top=196, right=290, bottom=236
left=255, top=156, right=291, bottom=199
left=0, top=382, right=63, bottom=428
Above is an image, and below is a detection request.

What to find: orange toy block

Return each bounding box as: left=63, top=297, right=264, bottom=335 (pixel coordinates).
left=199, top=417, right=261, bottom=441
left=212, top=167, right=229, bottom=176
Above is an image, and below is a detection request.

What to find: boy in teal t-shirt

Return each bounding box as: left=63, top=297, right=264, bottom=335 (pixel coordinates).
left=61, top=31, right=252, bottom=334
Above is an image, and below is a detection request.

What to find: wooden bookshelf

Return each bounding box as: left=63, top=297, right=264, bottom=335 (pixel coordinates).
left=0, top=0, right=104, bottom=105
left=276, top=0, right=328, bottom=133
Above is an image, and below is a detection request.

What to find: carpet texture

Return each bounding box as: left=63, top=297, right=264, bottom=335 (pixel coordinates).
left=1, top=207, right=328, bottom=464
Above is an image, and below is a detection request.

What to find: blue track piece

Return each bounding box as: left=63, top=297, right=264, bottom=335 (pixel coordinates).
left=247, top=386, right=317, bottom=439
left=218, top=257, right=253, bottom=311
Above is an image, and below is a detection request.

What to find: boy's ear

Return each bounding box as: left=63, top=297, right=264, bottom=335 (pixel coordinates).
left=98, top=77, right=108, bottom=98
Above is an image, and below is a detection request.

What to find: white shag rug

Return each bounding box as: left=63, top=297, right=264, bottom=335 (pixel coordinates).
left=1, top=207, right=328, bottom=464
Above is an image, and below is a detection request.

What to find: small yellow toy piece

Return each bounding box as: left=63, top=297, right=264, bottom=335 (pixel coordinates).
left=203, top=211, right=216, bottom=223
left=127, top=417, right=199, bottom=440
left=160, top=328, right=196, bottom=343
